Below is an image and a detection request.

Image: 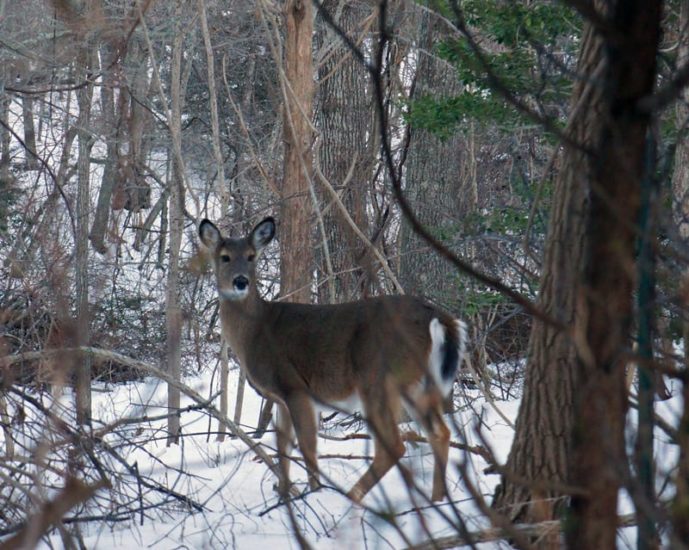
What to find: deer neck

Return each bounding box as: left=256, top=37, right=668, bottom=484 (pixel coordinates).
left=218, top=289, right=267, bottom=364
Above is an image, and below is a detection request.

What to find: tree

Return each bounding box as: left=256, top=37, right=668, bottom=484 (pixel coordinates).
left=315, top=0, right=375, bottom=302
left=163, top=1, right=191, bottom=445
left=75, top=40, right=95, bottom=425
left=399, top=11, right=466, bottom=312
left=492, top=2, right=663, bottom=549
left=280, top=0, right=315, bottom=306
left=255, top=0, right=317, bottom=436
left=568, top=2, right=662, bottom=546
left=491, top=15, right=597, bottom=527
left=670, top=3, right=689, bottom=545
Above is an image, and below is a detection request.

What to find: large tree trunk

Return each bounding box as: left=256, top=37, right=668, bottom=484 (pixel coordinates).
left=492, top=19, right=601, bottom=527
left=399, top=12, right=466, bottom=311
left=494, top=5, right=663, bottom=549
left=670, top=3, right=689, bottom=545
left=674, top=3, right=689, bottom=243
left=315, top=0, right=373, bottom=302
left=569, top=1, right=661, bottom=546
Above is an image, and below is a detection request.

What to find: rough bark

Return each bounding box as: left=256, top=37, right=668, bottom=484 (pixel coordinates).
left=494, top=6, right=663, bottom=550
left=674, top=1, right=689, bottom=242
left=492, top=20, right=602, bottom=527
left=315, top=0, right=373, bottom=302
left=568, top=2, right=662, bottom=548
left=399, top=13, right=466, bottom=311
left=671, top=3, right=689, bottom=545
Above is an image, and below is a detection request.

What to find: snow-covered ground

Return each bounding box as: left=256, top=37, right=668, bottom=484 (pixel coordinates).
left=24, top=369, right=518, bottom=549
left=0, top=362, right=679, bottom=549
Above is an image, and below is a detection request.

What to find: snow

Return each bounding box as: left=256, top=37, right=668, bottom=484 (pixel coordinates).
left=0, top=354, right=681, bottom=549
left=14, top=369, right=516, bottom=549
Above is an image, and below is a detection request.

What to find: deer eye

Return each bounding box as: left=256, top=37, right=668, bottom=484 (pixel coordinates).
left=247, top=253, right=255, bottom=262
left=220, top=254, right=231, bottom=263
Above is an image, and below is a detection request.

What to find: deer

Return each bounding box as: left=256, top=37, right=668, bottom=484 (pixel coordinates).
left=199, top=217, right=467, bottom=503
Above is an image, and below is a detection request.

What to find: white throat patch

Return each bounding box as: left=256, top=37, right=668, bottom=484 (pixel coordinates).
left=219, top=287, right=249, bottom=301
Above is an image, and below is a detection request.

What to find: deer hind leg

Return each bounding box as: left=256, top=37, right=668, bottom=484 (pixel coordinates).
left=415, top=395, right=451, bottom=502
left=428, top=409, right=451, bottom=502
left=347, top=386, right=406, bottom=503
left=285, top=393, right=320, bottom=491
left=275, top=402, right=294, bottom=497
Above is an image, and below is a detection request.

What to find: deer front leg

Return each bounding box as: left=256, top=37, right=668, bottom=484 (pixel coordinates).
left=286, top=393, right=320, bottom=491
left=275, top=402, right=294, bottom=498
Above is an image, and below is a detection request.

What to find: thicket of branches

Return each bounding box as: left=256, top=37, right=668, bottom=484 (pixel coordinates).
left=0, top=0, right=688, bottom=548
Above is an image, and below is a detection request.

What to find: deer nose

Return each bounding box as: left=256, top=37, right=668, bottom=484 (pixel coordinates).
left=233, top=275, right=249, bottom=291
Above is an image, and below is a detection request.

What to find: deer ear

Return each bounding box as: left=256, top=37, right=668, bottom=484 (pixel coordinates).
left=251, top=217, right=276, bottom=251
left=199, top=219, right=221, bottom=248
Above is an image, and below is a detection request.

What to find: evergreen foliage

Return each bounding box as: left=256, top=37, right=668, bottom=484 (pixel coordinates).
left=408, top=0, right=580, bottom=136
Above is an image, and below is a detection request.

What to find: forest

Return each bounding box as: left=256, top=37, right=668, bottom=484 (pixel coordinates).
left=0, top=0, right=687, bottom=548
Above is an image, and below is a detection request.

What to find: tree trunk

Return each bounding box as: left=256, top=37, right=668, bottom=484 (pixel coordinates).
left=0, top=93, right=10, bottom=178
left=166, top=162, right=184, bottom=446
left=75, top=47, right=95, bottom=426
left=89, top=43, right=117, bottom=254
left=671, top=3, right=689, bottom=545
left=199, top=0, right=227, bottom=213
left=568, top=2, right=661, bottom=548
left=494, top=6, right=663, bottom=550
left=199, top=0, right=233, bottom=440
left=674, top=2, right=689, bottom=243
left=492, top=20, right=601, bottom=527
left=21, top=96, right=38, bottom=170
left=165, top=10, right=188, bottom=446
left=257, top=0, right=316, bottom=432
left=399, top=12, right=466, bottom=312
left=280, top=0, right=315, bottom=305
left=315, top=0, right=373, bottom=302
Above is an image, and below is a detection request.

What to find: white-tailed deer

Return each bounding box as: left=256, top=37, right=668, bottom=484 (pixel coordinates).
left=200, top=217, right=467, bottom=502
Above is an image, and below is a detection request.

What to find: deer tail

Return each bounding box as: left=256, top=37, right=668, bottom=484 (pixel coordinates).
left=428, top=317, right=468, bottom=397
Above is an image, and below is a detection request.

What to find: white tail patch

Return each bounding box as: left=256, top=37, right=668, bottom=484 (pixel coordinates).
left=428, top=317, right=468, bottom=397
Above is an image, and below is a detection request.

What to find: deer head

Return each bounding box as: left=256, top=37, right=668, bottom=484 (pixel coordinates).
left=199, top=217, right=275, bottom=301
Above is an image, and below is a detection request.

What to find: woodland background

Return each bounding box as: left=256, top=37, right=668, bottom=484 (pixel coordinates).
left=0, top=0, right=688, bottom=548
